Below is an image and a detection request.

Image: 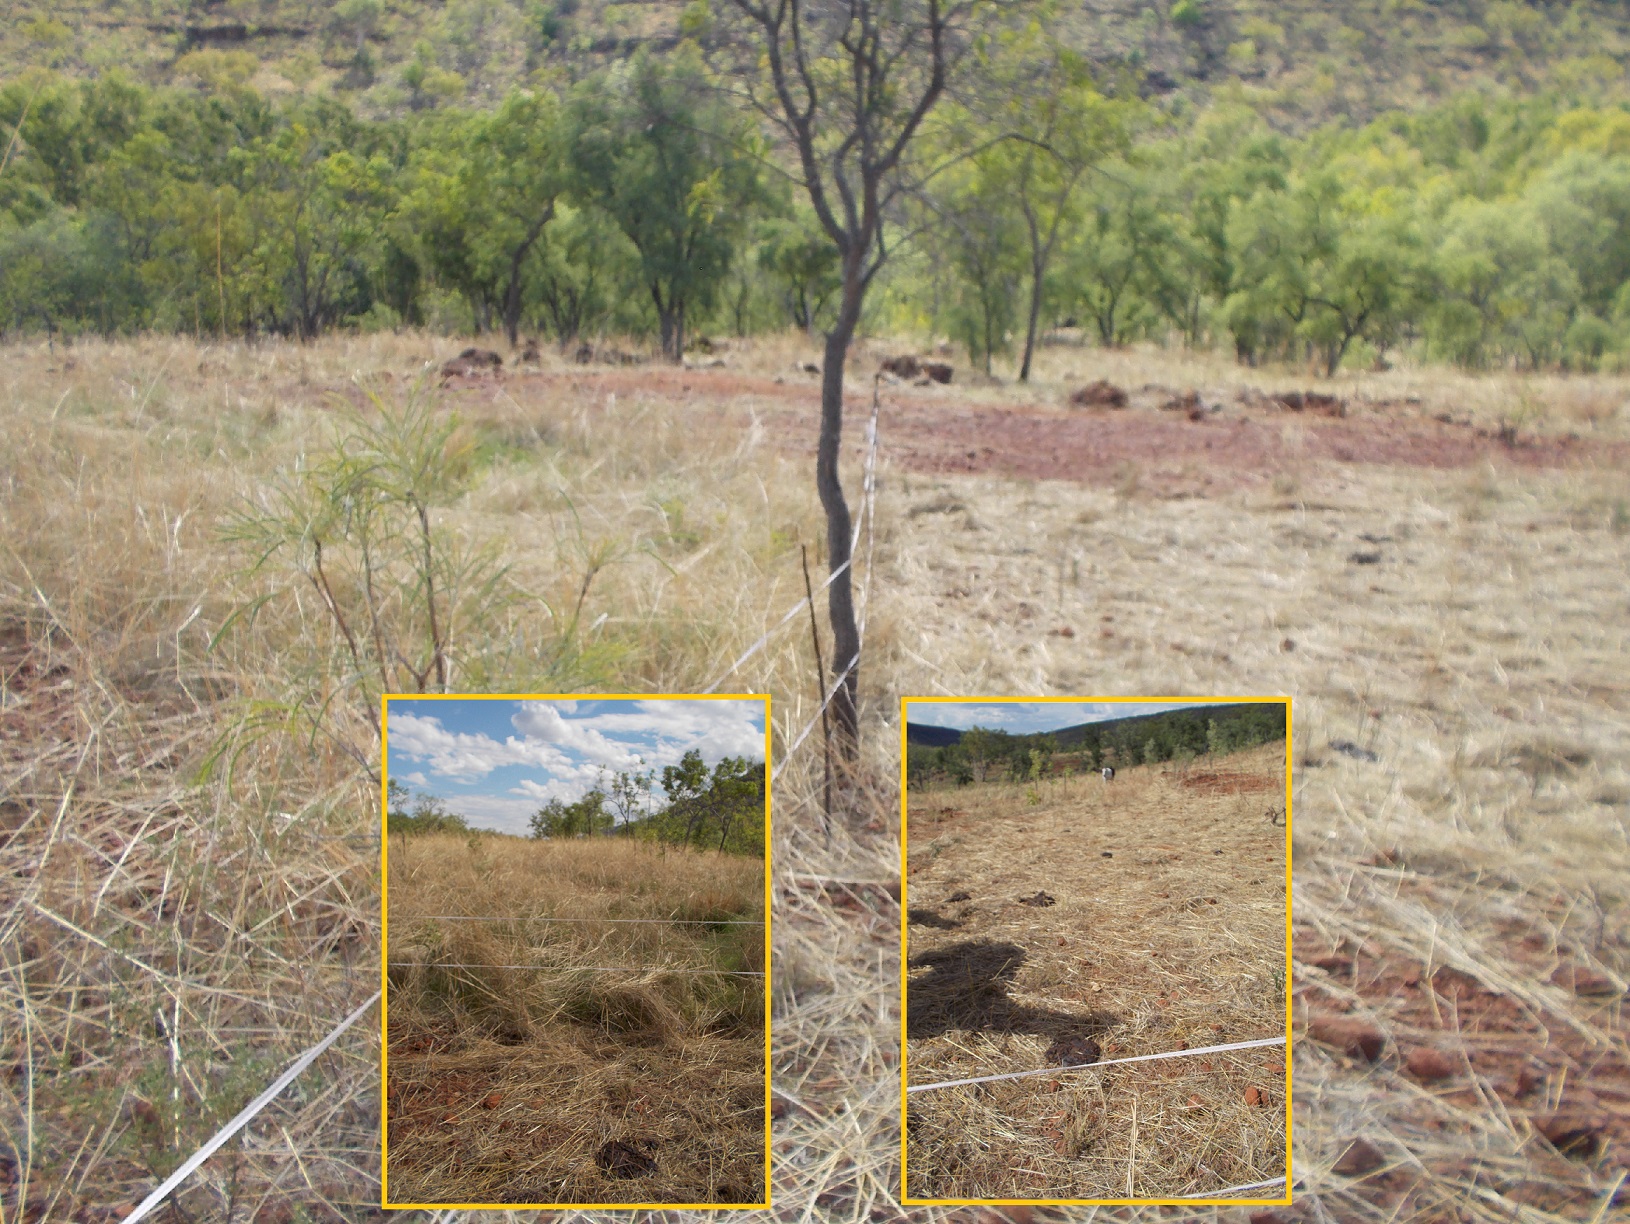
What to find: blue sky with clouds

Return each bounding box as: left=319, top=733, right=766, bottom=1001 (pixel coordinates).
left=906, top=700, right=1235, bottom=735
left=386, top=698, right=767, bottom=836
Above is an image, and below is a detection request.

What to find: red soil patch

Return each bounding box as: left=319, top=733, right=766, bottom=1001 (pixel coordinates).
left=1296, top=903, right=1630, bottom=1218
left=1179, top=770, right=1279, bottom=795
left=872, top=400, right=1620, bottom=490
left=452, top=367, right=1626, bottom=487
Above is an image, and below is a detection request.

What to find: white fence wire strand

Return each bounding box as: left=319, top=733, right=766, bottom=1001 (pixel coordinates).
left=120, top=990, right=381, bottom=1224
left=392, top=914, right=763, bottom=925
left=1181, top=1175, right=1289, bottom=1198
left=905, top=1035, right=1287, bottom=1093
left=703, top=377, right=883, bottom=715
left=134, top=387, right=876, bottom=1214
left=771, top=386, right=883, bottom=786
left=388, top=962, right=764, bottom=975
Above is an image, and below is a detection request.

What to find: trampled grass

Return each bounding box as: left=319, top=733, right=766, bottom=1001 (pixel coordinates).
left=904, top=744, right=1289, bottom=1203
left=383, top=832, right=766, bottom=1206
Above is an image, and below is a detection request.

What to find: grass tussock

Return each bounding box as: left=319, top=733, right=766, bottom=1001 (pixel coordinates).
left=905, top=745, right=1288, bottom=1201
left=4, top=329, right=1629, bottom=1222
left=384, top=833, right=765, bottom=1205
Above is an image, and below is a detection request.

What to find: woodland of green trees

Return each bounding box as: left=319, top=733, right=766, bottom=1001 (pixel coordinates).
left=8, top=29, right=1630, bottom=374
left=387, top=751, right=766, bottom=855
left=906, top=703, right=1285, bottom=788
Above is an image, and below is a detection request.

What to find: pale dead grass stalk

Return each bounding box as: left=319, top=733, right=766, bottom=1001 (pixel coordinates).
left=384, top=834, right=764, bottom=1205
left=2, top=332, right=1627, bottom=1222
left=905, top=748, right=1288, bottom=1201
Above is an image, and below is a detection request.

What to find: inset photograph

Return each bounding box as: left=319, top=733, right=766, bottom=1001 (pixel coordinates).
left=381, top=695, right=769, bottom=1209
left=901, top=697, right=1290, bottom=1205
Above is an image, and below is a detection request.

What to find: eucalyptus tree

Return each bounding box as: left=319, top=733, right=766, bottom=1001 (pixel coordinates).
left=720, top=0, right=1003, bottom=757
left=568, top=49, right=764, bottom=360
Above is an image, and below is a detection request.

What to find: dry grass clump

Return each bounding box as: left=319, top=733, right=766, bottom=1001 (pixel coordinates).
left=0, top=331, right=827, bottom=1220
left=384, top=833, right=765, bottom=1205
left=905, top=747, right=1288, bottom=1201
left=8, top=328, right=1630, bottom=1223
left=883, top=440, right=1630, bottom=1219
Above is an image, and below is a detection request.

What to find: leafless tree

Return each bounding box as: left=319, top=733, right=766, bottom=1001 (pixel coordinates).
left=720, top=0, right=985, bottom=758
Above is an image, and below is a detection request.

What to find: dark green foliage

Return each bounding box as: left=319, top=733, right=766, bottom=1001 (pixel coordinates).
left=523, top=750, right=766, bottom=855
left=907, top=703, right=1285, bottom=788
left=5, top=57, right=1630, bottom=370
left=387, top=779, right=472, bottom=835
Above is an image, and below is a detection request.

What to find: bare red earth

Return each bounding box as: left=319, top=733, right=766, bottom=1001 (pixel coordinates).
left=445, top=367, right=1626, bottom=487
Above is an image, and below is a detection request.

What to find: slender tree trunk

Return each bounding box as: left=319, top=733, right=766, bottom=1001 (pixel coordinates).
left=503, top=205, right=556, bottom=348
left=818, top=270, right=865, bottom=760
left=1019, top=207, right=1045, bottom=382
left=653, top=284, right=685, bottom=362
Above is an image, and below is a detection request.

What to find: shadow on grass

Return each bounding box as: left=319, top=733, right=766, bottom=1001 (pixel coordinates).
left=906, top=939, right=1119, bottom=1043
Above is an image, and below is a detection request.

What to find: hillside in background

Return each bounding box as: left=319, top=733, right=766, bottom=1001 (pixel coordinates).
left=905, top=702, right=1287, bottom=787
left=10, top=0, right=1630, bottom=127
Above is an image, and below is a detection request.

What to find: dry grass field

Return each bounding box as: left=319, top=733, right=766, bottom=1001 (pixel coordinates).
left=383, top=833, right=766, bottom=1206
left=904, top=744, right=1289, bottom=1202
left=1, top=327, right=1626, bottom=1222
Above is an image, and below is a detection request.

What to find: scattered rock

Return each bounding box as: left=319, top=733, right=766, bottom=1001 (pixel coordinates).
left=574, top=343, right=643, bottom=366
left=946, top=891, right=972, bottom=903
left=595, top=1138, right=658, bottom=1178
left=1331, top=1137, right=1386, bottom=1176
left=1404, top=1045, right=1457, bottom=1081
left=482, top=1091, right=504, bottom=1109
left=922, top=361, right=953, bottom=384
left=1348, top=550, right=1383, bottom=565
left=1069, top=379, right=1127, bottom=409
left=440, top=347, right=503, bottom=380
left=1280, top=638, right=1296, bottom=652
left=1018, top=890, right=1056, bottom=907
left=1044, top=1036, right=1101, bottom=1066
left=1159, top=388, right=1202, bottom=412
left=1306, top=1014, right=1386, bottom=1062
left=1270, top=390, right=1347, bottom=417
left=1329, top=739, right=1379, bottom=762
left=881, top=354, right=922, bottom=379
left=1549, top=964, right=1621, bottom=997
left=1244, top=1085, right=1266, bottom=1106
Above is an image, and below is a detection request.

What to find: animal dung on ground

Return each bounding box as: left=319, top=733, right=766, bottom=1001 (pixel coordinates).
left=1044, top=1036, right=1101, bottom=1067
left=1244, top=1085, right=1266, bottom=1106
left=1069, top=379, right=1127, bottom=409
left=1018, top=890, right=1056, bottom=907
left=595, top=1138, right=659, bottom=1178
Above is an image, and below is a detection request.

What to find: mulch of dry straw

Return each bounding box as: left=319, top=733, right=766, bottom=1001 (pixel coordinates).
left=905, top=747, right=1288, bottom=1201
left=384, top=833, right=766, bottom=1206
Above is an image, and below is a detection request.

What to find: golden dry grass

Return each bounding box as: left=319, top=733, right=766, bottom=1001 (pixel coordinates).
left=2, top=328, right=1628, bottom=1223
left=904, top=746, right=1289, bottom=1202
left=383, top=832, right=765, bottom=1206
